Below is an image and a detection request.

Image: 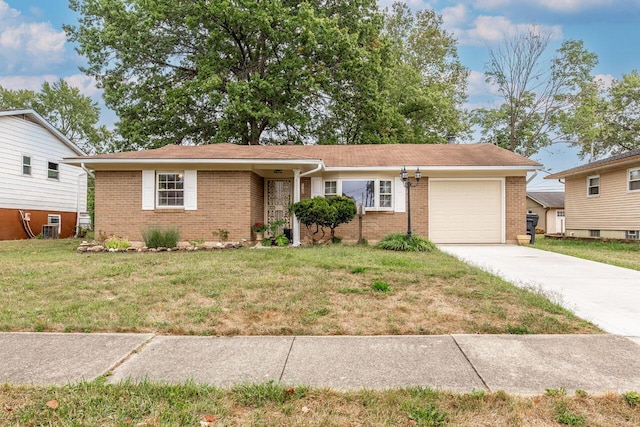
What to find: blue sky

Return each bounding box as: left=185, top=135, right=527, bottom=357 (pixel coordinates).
left=2, top=0, right=640, bottom=190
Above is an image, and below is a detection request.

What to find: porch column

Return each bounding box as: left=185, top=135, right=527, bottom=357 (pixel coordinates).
left=292, top=169, right=301, bottom=246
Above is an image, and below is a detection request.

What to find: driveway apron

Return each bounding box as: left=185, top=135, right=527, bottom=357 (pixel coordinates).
left=439, top=245, right=640, bottom=336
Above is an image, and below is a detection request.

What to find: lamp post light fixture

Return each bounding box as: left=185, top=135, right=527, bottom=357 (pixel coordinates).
left=400, top=166, right=421, bottom=238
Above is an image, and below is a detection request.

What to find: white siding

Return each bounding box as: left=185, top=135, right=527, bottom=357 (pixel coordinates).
left=565, top=166, right=640, bottom=231
left=0, top=115, right=87, bottom=212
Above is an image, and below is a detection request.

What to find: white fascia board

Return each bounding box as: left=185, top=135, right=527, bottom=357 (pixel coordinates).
left=324, top=165, right=542, bottom=172
left=0, top=109, right=86, bottom=156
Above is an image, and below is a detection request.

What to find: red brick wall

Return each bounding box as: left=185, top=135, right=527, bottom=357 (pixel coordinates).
left=95, top=170, right=260, bottom=242
left=505, top=176, right=527, bottom=241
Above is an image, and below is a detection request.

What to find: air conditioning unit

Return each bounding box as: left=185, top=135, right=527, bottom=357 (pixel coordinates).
left=42, top=225, right=59, bottom=239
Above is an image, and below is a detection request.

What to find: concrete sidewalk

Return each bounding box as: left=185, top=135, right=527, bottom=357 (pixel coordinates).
left=2, top=333, right=640, bottom=395
left=439, top=245, right=640, bottom=336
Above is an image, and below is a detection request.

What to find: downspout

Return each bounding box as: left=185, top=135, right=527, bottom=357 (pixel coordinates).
left=292, top=162, right=324, bottom=246
left=77, top=163, right=95, bottom=237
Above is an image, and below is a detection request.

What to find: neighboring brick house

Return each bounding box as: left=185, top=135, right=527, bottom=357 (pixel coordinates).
left=65, top=143, right=540, bottom=245
left=546, top=148, right=640, bottom=240
left=0, top=109, right=88, bottom=240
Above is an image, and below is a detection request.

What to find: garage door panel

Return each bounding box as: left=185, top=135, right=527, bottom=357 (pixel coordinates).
left=429, top=180, right=503, bottom=244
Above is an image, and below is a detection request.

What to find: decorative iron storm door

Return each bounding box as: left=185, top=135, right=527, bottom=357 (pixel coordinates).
left=266, top=179, right=292, bottom=232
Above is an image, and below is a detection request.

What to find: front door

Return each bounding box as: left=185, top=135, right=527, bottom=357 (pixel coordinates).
left=266, top=179, right=292, bottom=232
left=555, top=210, right=565, bottom=234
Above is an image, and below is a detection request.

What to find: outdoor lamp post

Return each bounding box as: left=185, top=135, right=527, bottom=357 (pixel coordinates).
left=400, top=166, right=421, bottom=238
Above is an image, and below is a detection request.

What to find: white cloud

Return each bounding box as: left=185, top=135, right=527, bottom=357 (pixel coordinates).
left=441, top=4, right=468, bottom=28
left=594, top=73, right=615, bottom=89
left=65, top=74, right=102, bottom=98
left=0, top=74, right=57, bottom=90
left=0, top=1, right=67, bottom=72
left=456, top=15, right=562, bottom=45
left=524, top=0, right=614, bottom=12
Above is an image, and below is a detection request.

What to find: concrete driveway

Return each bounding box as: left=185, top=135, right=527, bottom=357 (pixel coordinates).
left=439, top=245, right=640, bottom=336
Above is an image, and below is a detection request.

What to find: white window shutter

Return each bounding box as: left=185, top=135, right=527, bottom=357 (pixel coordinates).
left=142, top=170, right=155, bottom=210
left=394, top=176, right=406, bottom=213
left=184, top=170, right=197, bottom=210
left=310, top=177, right=323, bottom=197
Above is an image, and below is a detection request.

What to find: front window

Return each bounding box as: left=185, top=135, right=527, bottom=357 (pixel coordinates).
left=629, top=168, right=640, bottom=192
left=587, top=175, right=599, bottom=196
left=342, top=180, right=375, bottom=208
left=324, top=181, right=337, bottom=197
left=48, top=162, right=59, bottom=180
left=22, top=156, right=31, bottom=175
left=157, top=172, right=184, bottom=207
left=379, top=180, right=392, bottom=208
left=326, top=179, right=393, bottom=210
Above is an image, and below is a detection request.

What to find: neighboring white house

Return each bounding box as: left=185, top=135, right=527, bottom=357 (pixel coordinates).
left=526, top=191, right=565, bottom=234
left=0, top=109, right=88, bottom=240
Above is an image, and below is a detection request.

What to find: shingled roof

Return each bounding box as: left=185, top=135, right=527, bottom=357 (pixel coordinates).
left=527, top=191, right=564, bottom=208
left=546, top=148, right=640, bottom=179
left=66, top=143, right=540, bottom=169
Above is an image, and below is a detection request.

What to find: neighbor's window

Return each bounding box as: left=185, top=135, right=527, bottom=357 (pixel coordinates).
left=629, top=168, right=640, bottom=192
left=47, top=162, right=59, bottom=180
left=48, top=214, right=61, bottom=232
left=587, top=175, right=600, bottom=196
left=22, top=155, right=31, bottom=175
left=324, top=181, right=337, bottom=197
left=626, top=230, right=639, bottom=240
left=157, top=172, right=184, bottom=207
left=589, top=230, right=600, bottom=238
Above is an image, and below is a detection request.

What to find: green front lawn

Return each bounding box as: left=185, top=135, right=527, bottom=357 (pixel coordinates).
left=2, top=381, right=640, bottom=426
left=533, top=236, right=640, bottom=271
left=0, top=238, right=598, bottom=335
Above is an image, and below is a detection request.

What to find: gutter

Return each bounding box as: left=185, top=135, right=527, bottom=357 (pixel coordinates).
left=299, top=162, right=324, bottom=177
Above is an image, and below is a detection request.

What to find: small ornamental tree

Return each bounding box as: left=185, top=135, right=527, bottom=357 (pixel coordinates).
left=290, top=196, right=357, bottom=243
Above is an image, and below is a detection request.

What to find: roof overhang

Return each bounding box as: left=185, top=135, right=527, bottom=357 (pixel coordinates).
left=546, top=156, right=640, bottom=179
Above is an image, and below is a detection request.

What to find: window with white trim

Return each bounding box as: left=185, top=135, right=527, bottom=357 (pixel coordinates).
left=48, top=162, right=59, bottom=180
left=325, top=179, right=393, bottom=210
left=22, top=155, right=31, bottom=176
left=626, top=230, right=639, bottom=240
left=48, top=214, right=61, bottom=233
left=587, top=175, right=599, bottom=196
left=324, top=181, right=337, bottom=197
left=629, top=168, right=640, bottom=192
left=157, top=172, right=184, bottom=207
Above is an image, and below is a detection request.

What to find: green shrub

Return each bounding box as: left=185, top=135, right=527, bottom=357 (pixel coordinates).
left=142, top=227, right=180, bottom=248
left=372, top=281, right=391, bottom=292
left=376, top=233, right=437, bottom=252
left=104, top=235, right=131, bottom=250
left=274, top=234, right=289, bottom=247
left=622, top=391, right=640, bottom=407
left=289, top=196, right=356, bottom=243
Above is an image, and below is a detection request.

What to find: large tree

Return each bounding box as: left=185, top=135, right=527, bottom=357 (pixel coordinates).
left=472, top=27, right=598, bottom=157
left=66, top=0, right=388, bottom=148
left=381, top=2, right=468, bottom=144
left=559, top=70, right=640, bottom=159
left=0, top=79, right=111, bottom=154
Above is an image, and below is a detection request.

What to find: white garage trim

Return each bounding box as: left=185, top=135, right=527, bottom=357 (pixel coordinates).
left=428, top=178, right=505, bottom=244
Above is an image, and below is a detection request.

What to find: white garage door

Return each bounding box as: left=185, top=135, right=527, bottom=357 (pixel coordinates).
left=429, top=180, right=503, bottom=244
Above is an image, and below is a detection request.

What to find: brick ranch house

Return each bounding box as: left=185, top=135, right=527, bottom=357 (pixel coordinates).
left=64, top=143, right=541, bottom=245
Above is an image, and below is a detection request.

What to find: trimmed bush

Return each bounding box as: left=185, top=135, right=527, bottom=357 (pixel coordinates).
left=376, top=233, right=437, bottom=252
left=142, top=227, right=180, bottom=248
